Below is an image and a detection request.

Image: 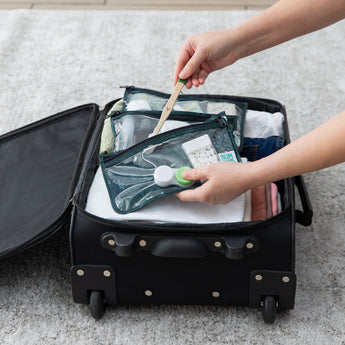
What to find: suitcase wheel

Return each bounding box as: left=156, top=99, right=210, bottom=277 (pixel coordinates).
left=89, top=290, right=106, bottom=320
left=262, top=296, right=277, bottom=324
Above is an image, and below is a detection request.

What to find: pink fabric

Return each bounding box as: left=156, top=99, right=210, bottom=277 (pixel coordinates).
left=270, top=183, right=278, bottom=216
left=265, top=183, right=273, bottom=218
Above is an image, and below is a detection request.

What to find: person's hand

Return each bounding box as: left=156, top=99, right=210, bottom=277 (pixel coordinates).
left=174, top=29, right=239, bottom=89
left=175, top=161, right=254, bottom=205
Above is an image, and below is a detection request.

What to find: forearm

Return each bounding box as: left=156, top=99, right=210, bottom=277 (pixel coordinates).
left=231, top=0, right=345, bottom=60
left=246, top=110, right=345, bottom=188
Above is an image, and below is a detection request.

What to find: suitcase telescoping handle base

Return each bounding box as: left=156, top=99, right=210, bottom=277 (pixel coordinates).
left=101, top=232, right=261, bottom=259
left=294, top=175, right=313, bottom=226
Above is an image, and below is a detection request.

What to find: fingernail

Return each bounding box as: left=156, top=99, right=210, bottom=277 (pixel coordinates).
left=180, top=70, right=187, bottom=79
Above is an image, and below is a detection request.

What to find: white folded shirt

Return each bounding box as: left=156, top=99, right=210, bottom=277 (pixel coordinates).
left=85, top=167, right=245, bottom=224
left=244, top=110, right=284, bottom=138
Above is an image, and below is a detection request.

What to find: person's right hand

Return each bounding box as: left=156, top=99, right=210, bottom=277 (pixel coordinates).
left=174, top=29, right=238, bottom=89
left=175, top=161, right=255, bottom=205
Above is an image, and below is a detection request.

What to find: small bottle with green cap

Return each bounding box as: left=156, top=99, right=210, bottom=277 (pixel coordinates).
left=154, top=165, right=194, bottom=188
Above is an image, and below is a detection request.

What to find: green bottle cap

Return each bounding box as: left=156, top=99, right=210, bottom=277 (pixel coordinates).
left=175, top=167, right=194, bottom=186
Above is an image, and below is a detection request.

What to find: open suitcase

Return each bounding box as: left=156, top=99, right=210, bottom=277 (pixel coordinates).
left=0, top=87, right=313, bottom=324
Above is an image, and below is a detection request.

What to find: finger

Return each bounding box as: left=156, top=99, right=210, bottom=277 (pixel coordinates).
left=175, top=188, right=203, bottom=202
left=198, top=69, right=209, bottom=85
left=182, top=167, right=208, bottom=181
left=174, top=45, right=192, bottom=85
left=191, top=70, right=201, bottom=87
left=179, top=48, right=206, bottom=81
left=184, top=79, right=193, bottom=89
left=176, top=182, right=216, bottom=204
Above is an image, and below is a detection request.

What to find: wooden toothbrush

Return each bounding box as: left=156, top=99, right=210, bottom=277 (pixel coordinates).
left=152, top=78, right=188, bottom=135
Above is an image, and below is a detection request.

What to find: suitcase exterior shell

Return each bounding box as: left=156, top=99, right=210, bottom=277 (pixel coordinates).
left=69, top=94, right=312, bottom=315
left=70, top=201, right=296, bottom=309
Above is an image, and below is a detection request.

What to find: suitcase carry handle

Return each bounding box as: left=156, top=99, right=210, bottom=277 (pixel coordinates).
left=151, top=235, right=261, bottom=259
left=101, top=232, right=260, bottom=259
left=294, top=175, right=313, bottom=226
left=151, top=238, right=209, bottom=258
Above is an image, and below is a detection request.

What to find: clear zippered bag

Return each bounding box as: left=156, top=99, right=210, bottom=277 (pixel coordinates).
left=113, top=86, right=248, bottom=151
left=110, top=110, right=225, bottom=152
left=99, top=116, right=241, bottom=214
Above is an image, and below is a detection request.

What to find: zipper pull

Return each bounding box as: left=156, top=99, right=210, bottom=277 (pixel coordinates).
left=120, top=85, right=135, bottom=90
left=106, top=110, right=121, bottom=119
left=216, top=114, right=227, bottom=127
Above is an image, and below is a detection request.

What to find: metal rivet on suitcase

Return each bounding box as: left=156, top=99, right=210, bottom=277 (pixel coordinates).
left=214, top=241, right=222, bottom=248
left=76, top=269, right=85, bottom=277
left=255, top=274, right=263, bottom=281
left=145, top=290, right=153, bottom=297
left=139, top=240, right=147, bottom=247
left=282, top=276, right=290, bottom=283
left=246, top=242, right=254, bottom=249
left=103, top=270, right=111, bottom=277
left=108, top=239, right=115, bottom=246
left=212, top=291, right=220, bottom=298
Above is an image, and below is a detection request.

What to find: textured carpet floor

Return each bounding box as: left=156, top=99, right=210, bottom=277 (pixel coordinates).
left=0, top=9, right=345, bottom=345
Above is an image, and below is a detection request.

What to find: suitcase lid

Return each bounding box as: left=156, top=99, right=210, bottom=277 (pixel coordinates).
left=0, top=103, right=100, bottom=260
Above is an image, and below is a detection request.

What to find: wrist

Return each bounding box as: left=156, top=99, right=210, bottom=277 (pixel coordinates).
left=237, top=161, right=262, bottom=191
left=220, top=28, right=242, bottom=64
left=244, top=160, right=276, bottom=189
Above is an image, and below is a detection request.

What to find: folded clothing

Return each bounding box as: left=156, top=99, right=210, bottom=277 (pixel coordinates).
left=241, top=136, right=284, bottom=162
left=99, top=99, right=123, bottom=155
left=250, top=182, right=281, bottom=221
left=85, top=167, right=246, bottom=224
left=271, top=182, right=279, bottom=216
left=251, top=185, right=267, bottom=221
left=265, top=183, right=273, bottom=218
left=244, top=109, right=284, bottom=139
left=243, top=189, right=252, bottom=221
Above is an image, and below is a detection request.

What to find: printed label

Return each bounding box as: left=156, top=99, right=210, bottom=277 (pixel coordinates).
left=218, top=151, right=237, bottom=162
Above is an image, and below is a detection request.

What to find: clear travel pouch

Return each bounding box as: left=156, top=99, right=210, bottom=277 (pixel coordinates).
left=114, top=86, right=248, bottom=151
left=110, top=110, right=221, bottom=152
left=99, top=116, right=241, bottom=214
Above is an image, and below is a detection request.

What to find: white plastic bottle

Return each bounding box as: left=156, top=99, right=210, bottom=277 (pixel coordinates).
left=136, top=118, right=153, bottom=143
left=118, top=115, right=135, bottom=150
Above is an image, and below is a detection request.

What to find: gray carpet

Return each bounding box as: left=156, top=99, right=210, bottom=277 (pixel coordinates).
left=0, top=9, right=345, bottom=345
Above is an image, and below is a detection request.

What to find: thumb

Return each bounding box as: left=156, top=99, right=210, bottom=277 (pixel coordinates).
left=179, top=49, right=205, bottom=79
left=182, top=167, right=208, bottom=181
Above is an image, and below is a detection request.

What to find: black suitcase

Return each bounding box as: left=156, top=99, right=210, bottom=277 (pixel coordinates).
left=0, top=88, right=313, bottom=324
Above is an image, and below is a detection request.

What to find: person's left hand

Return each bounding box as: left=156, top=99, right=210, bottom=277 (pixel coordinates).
left=175, top=161, right=254, bottom=205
